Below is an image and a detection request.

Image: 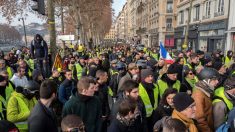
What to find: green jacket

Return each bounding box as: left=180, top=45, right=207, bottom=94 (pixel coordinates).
left=62, top=89, right=102, bottom=132
left=7, top=92, right=37, bottom=132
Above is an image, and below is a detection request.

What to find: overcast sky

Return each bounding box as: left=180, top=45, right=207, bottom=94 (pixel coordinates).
left=0, top=0, right=126, bottom=26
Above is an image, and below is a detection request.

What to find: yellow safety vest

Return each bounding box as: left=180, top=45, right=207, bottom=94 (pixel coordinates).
left=213, top=87, right=233, bottom=111
left=6, top=82, right=14, bottom=102
left=139, top=83, right=159, bottom=117
left=75, top=63, right=83, bottom=80
left=225, top=56, right=232, bottom=68
left=6, top=66, right=13, bottom=79
left=28, top=59, right=34, bottom=70
left=0, top=95, right=6, bottom=120
left=151, top=53, right=158, bottom=60
left=108, top=87, right=114, bottom=97
left=157, top=79, right=181, bottom=97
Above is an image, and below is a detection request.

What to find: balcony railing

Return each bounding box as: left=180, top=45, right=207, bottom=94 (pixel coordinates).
left=214, top=11, right=224, bottom=17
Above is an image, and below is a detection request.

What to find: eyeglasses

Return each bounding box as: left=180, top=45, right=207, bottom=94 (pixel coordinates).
left=66, top=125, right=85, bottom=132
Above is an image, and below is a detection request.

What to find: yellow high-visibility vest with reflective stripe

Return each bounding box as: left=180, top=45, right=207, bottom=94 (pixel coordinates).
left=139, top=83, right=159, bottom=117
left=157, top=79, right=181, bottom=98
left=213, top=87, right=233, bottom=111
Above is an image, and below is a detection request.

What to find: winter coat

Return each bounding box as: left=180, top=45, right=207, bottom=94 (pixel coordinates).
left=95, top=84, right=110, bottom=117
left=192, top=81, right=214, bottom=132
left=108, top=116, right=139, bottom=132
left=111, top=93, right=147, bottom=132
left=153, top=104, right=173, bottom=122
left=58, top=79, right=76, bottom=104
left=30, top=34, right=48, bottom=59
left=28, top=101, right=58, bottom=132
left=172, top=109, right=198, bottom=132
left=118, top=72, right=132, bottom=91
left=62, top=89, right=102, bottom=132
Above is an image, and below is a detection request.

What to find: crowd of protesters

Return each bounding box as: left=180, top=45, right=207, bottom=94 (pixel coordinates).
left=1, top=34, right=235, bottom=132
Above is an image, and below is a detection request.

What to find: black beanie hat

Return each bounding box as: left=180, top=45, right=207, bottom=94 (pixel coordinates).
left=212, top=61, right=223, bottom=71
left=173, top=92, right=195, bottom=112
left=167, top=64, right=178, bottom=74
left=141, top=69, right=153, bottom=80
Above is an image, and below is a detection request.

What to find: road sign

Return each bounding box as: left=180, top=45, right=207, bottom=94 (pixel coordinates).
left=57, top=35, right=75, bottom=41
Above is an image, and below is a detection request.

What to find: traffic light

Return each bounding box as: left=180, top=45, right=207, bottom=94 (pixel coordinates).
left=31, top=0, right=45, bottom=15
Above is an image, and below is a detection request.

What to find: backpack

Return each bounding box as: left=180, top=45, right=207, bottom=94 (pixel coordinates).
left=216, top=122, right=230, bottom=132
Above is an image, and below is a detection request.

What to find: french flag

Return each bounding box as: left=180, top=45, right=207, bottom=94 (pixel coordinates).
left=159, top=42, right=174, bottom=64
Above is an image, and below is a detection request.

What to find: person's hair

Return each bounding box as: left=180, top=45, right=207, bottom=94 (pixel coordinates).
left=40, top=79, right=57, bottom=99
left=61, top=115, right=84, bottom=132
left=162, top=118, right=187, bottom=132
left=121, top=80, right=139, bottom=93
left=118, top=98, right=137, bottom=117
left=77, top=77, right=96, bottom=93
left=17, top=67, right=25, bottom=72
left=65, top=69, right=72, bottom=74
left=190, top=53, right=198, bottom=59
left=95, top=70, right=106, bottom=78
left=160, top=88, right=178, bottom=105
left=174, top=57, right=183, bottom=64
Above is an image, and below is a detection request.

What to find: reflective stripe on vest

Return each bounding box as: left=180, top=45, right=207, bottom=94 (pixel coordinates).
left=157, top=79, right=181, bottom=98
left=75, top=63, right=83, bottom=80
left=139, top=83, right=159, bottom=117
left=213, top=87, right=233, bottom=111
left=108, top=87, right=114, bottom=97
left=184, top=63, right=192, bottom=70
left=0, top=96, right=6, bottom=120
left=7, top=66, right=13, bottom=79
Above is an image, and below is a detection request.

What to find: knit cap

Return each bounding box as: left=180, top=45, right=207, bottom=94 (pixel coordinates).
left=167, top=63, right=178, bottom=74
left=141, top=69, right=153, bottom=80
left=173, top=92, right=195, bottom=112
left=212, top=61, right=223, bottom=71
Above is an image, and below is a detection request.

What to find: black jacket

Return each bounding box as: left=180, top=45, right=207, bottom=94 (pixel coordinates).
left=30, top=34, right=48, bottom=59
left=108, top=118, right=138, bottom=132
left=28, top=101, right=58, bottom=132
left=111, top=92, right=148, bottom=132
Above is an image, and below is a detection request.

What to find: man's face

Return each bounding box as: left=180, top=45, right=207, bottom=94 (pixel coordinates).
left=219, top=65, right=227, bottom=75
left=191, top=57, right=199, bottom=64
left=181, top=102, right=196, bottom=119
left=53, top=71, right=60, bottom=77
left=167, top=73, right=177, bottom=81
left=65, top=71, right=73, bottom=80
left=0, top=80, right=7, bottom=86
left=130, top=68, right=139, bottom=75
left=126, top=88, right=139, bottom=101
left=99, top=73, right=108, bottom=84
left=19, top=61, right=26, bottom=68
left=85, top=83, right=96, bottom=96
left=19, top=68, right=26, bottom=77
left=209, top=79, right=219, bottom=88
left=0, top=61, right=5, bottom=69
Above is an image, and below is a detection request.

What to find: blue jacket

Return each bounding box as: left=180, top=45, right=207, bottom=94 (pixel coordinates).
left=58, top=79, right=76, bottom=104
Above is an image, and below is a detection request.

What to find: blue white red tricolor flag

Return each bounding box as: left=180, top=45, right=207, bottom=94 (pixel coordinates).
left=159, top=41, right=174, bottom=64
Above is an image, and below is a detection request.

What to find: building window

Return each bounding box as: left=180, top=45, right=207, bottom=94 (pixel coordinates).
left=179, top=11, right=184, bottom=24
left=205, top=1, right=211, bottom=17
left=194, top=5, right=200, bottom=21
left=166, top=18, right=173, bottom=31
left=218, top=0, right=224, bottom=12
left=167, top=1, right=173, bottom=13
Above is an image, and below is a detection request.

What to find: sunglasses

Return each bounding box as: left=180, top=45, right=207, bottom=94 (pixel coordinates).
left=188, top=72, right=194, bottom=75
left=66, top=125, right=85, bottom=132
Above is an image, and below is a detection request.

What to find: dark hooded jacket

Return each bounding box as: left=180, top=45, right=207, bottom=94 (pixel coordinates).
left=62, top=89, right=102, bottom=132
left=30, top=34, right=48, bottom=59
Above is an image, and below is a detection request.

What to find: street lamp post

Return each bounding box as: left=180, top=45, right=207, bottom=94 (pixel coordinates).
left=18, top=18, right=28, bottom=47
